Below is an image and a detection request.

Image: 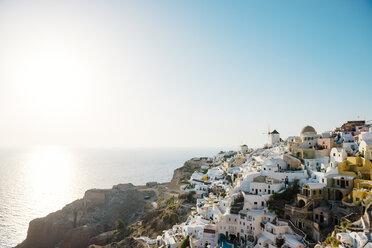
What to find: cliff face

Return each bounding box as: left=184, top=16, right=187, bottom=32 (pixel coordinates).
left=18, top=158, right=207, bottom=248
left=168, top=159, right=209, bottom=191
left=17, top=185, right=154, bottom=248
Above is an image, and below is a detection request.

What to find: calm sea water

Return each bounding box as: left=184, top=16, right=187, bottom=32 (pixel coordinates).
left=0, top=146, right=219, bottom=248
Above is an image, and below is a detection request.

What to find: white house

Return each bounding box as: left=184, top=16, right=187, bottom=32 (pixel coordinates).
left=217, top=208, right=276, bottom=245
left=261, top=158, right=307, bottom=183
left=182, top=215, right=209, bottom=240
left=304, top=157, right=329, bottom=171
left=243, top=192, right=271, bottom=210
left=359, top=132, right=372, bottom=142
left=256, top=219, right=306, bottom=248
left=233, top=171, right=261, bottom=194
left=359, top=140, right=372, bottom=160
left=191, top=224, right=218, bottom=248
left=206, top=166, right=225, bottom=180
left=330, top=147, right=347, bottom=167
left=336, top=231, right=372, bottom=248
left=262, top=158, right=287, bottom=172
left=162, top=227, right=183, bottom=248
left=217, top=213, right=240, bottom=239
left=249, top=176, right=284, bottom=195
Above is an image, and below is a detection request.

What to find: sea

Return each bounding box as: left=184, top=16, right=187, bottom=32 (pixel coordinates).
left=0, top=146, right=221, bottom=248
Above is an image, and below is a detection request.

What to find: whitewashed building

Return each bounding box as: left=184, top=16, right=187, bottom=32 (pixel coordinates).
left=269, top=130, right=281, bottom=146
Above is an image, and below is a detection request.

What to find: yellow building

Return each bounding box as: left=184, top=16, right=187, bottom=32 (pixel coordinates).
left=338, top=157, right=372, bottom=204
left=338, top=157, right=372, bottom=180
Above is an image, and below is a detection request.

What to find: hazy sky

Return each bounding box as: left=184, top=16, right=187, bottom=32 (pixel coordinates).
left=0, top=0, right=371, bottom=149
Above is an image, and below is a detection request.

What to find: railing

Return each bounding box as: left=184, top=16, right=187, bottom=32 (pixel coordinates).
left=277, top=218, right=310, bottom=247
left=284, top=205, right=313, bottom=215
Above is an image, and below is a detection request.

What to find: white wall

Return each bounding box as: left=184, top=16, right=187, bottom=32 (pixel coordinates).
left=249, top=182, right=284, bottom=195
left=263, top=170, right=308, bottom=182
left=330, top=147, right=347, bottom=163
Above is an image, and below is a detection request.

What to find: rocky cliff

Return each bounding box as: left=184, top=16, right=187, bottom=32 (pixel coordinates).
left=17, top=184, right=155, bottom=248
left=168, top=158, right=209, bottom=191
left=17, top=158, right=207, bottom=248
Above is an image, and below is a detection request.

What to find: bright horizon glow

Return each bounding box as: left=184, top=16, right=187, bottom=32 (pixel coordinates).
left=24, top=146, right=75, bottom=197
left=0, top=0, right=372, bottom=149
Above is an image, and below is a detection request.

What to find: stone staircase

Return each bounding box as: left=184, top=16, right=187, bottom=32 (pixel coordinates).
left=230, top=194, right=244, bottom=215
left=363, top=202, right=372, bottom=231
left=365, top=231, right=372, bottom=242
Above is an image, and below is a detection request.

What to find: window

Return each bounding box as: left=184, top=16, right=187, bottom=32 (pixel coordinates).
left=333, top=153, right=336, bottom=156
left=319, top=190, right=322, bottom=194
left=254, top=202, right=257, bottom=205
left=346, top=181, right=349, bottom=186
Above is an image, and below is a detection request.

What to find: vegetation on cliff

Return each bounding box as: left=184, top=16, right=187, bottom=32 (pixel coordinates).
left=267, top=179, right=300, bottom=217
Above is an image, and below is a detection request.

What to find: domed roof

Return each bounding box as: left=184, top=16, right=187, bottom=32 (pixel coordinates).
left=301, top=126, right=317, bottom=136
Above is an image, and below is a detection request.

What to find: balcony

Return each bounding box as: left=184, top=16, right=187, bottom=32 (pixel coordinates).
left=285, top=204, right=313, bottom=217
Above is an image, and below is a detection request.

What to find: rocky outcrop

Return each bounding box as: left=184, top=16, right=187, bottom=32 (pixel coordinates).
left=168, top=158, right=209, bottom=191
left=18, top=157, right=208, bottom=248
left=17, top=185, right=154, bottom=248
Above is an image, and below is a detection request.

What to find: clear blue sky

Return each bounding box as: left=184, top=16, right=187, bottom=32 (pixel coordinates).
left=0, top=0, right=371, bottom=148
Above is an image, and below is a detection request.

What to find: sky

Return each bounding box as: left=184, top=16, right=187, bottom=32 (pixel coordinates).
left=0, top=0, right=371, bottom=149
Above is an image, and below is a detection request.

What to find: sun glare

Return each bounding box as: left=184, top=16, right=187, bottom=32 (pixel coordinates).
left=11, top=41, right=93, bottom=114
left=24, top=146, right=75, bottom=195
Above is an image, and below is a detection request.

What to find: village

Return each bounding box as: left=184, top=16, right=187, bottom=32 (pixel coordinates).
left=152, top=121, right=372, bottom=248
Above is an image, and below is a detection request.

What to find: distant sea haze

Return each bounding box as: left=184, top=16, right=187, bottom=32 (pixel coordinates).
left=0, top=147, right=219, bottom=248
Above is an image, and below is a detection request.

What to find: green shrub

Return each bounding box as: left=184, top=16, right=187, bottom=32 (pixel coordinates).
left=115, top=218, right=126, bottom=233
left=179, top=191, right=196, bottom=203
left=325, top=236, right=341, bottom=247
left=162, top=212, right=179, bottom=225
